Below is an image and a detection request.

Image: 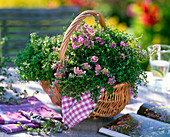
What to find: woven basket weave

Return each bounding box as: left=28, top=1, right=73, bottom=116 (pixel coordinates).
left=41, top=10, right=131, bottom=117
left=40, top=81, right=62, bottom=107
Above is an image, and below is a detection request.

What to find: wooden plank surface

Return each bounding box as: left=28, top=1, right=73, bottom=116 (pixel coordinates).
left=0, top=16, right=73, bottom=21
left=0, top=7, right=80, bottom=14
left=0, top=7, right=80, bottom=64
left=2, top=31, right=63, bottom=35
left=0, top=23, right=70, bottom=28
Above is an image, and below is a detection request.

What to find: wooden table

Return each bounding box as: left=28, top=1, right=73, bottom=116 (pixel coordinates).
left=0, top=69, right=169, bottom=137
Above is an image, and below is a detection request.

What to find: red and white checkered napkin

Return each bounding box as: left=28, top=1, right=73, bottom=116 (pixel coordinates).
left=62, top=92, right=97, bottom=128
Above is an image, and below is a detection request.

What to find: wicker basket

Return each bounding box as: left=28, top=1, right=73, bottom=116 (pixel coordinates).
left=90, top=83, right=131, bottom=117
left=40, top=81, right=62, bottom=107
left=41, top=10, right=131, bottom=117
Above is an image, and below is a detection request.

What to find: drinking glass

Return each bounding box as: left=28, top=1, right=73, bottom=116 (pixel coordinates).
left=147, top=44, right=170, bottom=92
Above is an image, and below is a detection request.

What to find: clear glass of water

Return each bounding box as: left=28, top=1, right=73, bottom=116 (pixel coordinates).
left=147, top=44, right=170, bottom=91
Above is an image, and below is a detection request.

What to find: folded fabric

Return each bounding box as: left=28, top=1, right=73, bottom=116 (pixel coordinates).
left=0, top=96, right=62, bottom=133
left=0, top=123, right=39, bottom=134
left=62, top=90, right=104, bottom=128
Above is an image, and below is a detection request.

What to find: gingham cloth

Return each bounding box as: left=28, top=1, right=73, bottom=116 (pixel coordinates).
left=62, top=89, right=105, bottom=128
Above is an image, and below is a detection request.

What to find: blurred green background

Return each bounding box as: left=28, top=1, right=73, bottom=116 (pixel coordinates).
left=0, top=0, right=170, bottom=70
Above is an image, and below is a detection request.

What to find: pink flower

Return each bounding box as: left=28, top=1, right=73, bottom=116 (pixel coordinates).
left=101, top=68, right=110, bottom=75
left=69, top=73, right=75, bottom=78
left=120, top=53, right=125, bottom=58
left=109, top=43, right=117, bottom=48
left=95, top=64, right=101, bottom=70
left=76, top=25, right=80, bottom=31
left=91, top=41, right=94, bottom=47
left=96, top=37, right=102, bottom=42
left=74, top=67, right=82, bottom=74
left=72, top=43, right=77, bottom=49
left=120, top=41, right=124, bottom=45
left=100, top=86, right=105, bottom=94
left=120, top=41, right=125, bottom=47
left=108, top=77, right=116, bottom=86
left=51, top=63, right=57, bottom=70
left=55, top=79, right=60, bottom=83
left=78, top=36, right=84, bottom=44
left=90, top=56, right=98, bottom=63
left=100, top=42, right=104, bottom=45
left=54, top=72, right=61, bottom=78
left=95, top=64, right=101, bottom=75
left=83, top=63, right=91, bottom=70
left=52, top=47, right=58, bottom=51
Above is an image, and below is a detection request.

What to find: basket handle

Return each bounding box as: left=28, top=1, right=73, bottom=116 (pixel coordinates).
left=58, top=10, right=106, bottom=61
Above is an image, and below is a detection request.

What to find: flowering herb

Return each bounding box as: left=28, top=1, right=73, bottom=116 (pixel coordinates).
left=15, top=33, right=63, bottom=84
left=51, top=22, right=149, bottom=102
